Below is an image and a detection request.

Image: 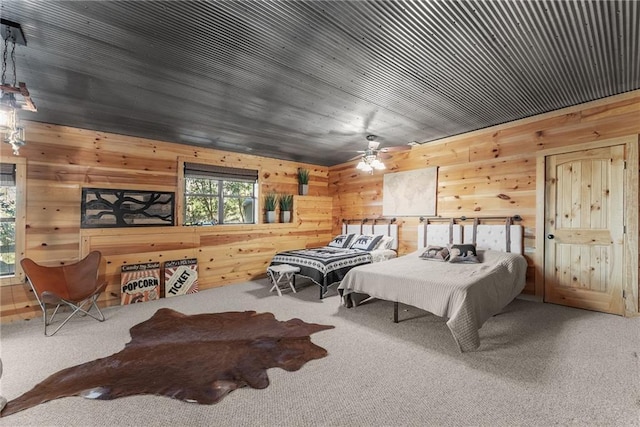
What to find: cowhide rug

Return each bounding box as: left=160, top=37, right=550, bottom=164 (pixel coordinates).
left=1, top=308, right=334, bottom=417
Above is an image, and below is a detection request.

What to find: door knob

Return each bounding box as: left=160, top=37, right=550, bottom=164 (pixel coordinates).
left=547, top=234, right=555, bottom=240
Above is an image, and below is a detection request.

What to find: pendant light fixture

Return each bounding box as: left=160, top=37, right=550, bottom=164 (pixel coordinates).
left=0, top=19, right=36, bottom=155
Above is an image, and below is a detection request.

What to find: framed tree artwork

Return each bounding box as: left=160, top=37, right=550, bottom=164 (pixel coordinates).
left=81, top=188, right=175, bottom=228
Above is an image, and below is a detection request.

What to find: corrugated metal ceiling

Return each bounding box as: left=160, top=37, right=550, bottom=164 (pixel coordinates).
left=1, top=0, right=638, bottom=165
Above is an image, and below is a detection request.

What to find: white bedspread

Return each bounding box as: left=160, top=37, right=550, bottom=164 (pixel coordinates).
left=338, top=250, right=528, bottom=352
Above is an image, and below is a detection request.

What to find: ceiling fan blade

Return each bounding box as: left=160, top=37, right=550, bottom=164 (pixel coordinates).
left=348, top=154, right=363, bottom=161
left=328, top=129, right=358, bottom=136
left=380, top=145, right=411, bottom=153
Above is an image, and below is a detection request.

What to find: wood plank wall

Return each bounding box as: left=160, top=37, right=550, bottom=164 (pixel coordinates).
left=1, top=91, right=638, bottom=322
left=0, top=122, right=331, bottom=322
left=329, top=90, right=640, bottom=300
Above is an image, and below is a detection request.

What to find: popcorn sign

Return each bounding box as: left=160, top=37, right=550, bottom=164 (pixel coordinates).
left=121, top=262, right=161, bottom=305
left=164, top=258, right=198, bottom=298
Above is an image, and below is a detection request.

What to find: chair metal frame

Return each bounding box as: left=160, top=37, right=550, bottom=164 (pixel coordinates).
left=21, top=251, right=107, bottom=336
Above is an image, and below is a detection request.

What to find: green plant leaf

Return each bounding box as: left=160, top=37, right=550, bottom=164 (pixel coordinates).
left=278, top=193, right=293, bottom=210
left=297, top=168, right=310, bottom=185
left=263, top=191, right=278, bottom=211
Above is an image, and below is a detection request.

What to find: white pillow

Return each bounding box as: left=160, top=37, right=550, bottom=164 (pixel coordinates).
left=375, top=235, right=395, bottom=250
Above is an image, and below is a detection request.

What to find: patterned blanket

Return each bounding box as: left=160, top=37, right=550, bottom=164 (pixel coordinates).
left=270, top=247, right=372, bottom=297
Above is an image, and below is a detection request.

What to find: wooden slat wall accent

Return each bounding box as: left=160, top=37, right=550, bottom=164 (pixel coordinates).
left=329, top=90, right=640, bottom=300
left=0, top=122, right=330, bottom=322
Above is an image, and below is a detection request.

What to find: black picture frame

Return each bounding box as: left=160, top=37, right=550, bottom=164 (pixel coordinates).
left=81, top=188, right=175, bottom=228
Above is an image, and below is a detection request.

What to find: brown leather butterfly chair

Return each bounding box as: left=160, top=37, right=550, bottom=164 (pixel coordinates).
left=21, top=251, right=108, bottom=336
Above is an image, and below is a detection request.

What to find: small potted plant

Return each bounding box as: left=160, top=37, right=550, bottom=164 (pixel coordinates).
left=279, top=193, right=294, bottom=223
left=263, top=191, right=278, bottom=223
left=297, top=168, right=310, bottom=195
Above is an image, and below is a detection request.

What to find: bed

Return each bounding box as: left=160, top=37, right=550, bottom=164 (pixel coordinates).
left=269, top=221, right=398, bottom=298
left=338, top=219, right=528, bottom=352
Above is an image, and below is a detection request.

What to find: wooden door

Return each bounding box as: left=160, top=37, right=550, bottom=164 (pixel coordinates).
left=544, top=145, right=625, bottom=314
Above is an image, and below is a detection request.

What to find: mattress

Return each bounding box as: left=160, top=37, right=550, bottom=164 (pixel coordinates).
left=338, top=249, right=528, bottom=351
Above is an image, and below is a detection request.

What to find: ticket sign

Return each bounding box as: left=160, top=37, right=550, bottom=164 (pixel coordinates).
left=164, top=258, right=198, bottom=298
left=121, top=262, right=161, bottom=305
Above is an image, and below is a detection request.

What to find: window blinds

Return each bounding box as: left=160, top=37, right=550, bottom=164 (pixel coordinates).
left=184, top=163, right=258, bottom=182
left=0, top=163, right=16, bottom=186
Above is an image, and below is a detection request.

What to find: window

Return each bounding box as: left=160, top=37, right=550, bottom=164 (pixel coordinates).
left=0, top=158, right=26, bottom=285
left=182, top=162, right=258, bottom=225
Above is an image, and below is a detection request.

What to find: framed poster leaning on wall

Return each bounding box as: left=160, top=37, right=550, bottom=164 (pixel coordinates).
left=121, top=262, right=161, bottom=304
left=164, top=258, right=199, bottom=298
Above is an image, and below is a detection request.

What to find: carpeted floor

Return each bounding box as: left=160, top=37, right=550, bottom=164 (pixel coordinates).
left=1, top=278, right=639, bottom=426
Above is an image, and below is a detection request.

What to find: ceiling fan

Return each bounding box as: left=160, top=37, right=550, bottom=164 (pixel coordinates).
left=350, top=135, right=410, bottom=173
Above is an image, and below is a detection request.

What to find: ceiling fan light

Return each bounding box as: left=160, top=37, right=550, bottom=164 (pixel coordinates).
left=370, top=157, right=385, bottom=169
left=355, top=135, right=392, bottom=173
